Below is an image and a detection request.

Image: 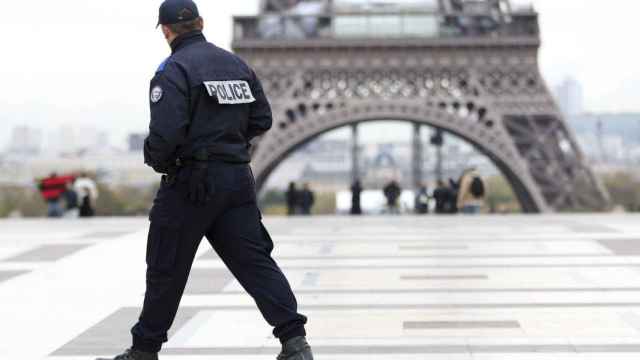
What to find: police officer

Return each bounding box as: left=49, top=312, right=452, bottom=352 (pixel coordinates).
left=98, top=1, right=312, bottom=359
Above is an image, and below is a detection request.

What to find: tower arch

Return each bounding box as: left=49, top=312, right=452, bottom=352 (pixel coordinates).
left=252, top=101, right=542, bottom=212
left=233, top=0, right=610, bottom=212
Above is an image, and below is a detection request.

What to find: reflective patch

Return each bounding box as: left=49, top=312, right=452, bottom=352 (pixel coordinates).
left=156, top=57, right=169, bottom=73
left=150, top=86, right=163, bottom=103
left=203, top=80, right=255, bottom=104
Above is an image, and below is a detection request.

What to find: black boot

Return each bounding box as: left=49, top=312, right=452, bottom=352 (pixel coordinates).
left=96, top=348, right=158, bottom=360
left=277, top=336, right=314, bottom=360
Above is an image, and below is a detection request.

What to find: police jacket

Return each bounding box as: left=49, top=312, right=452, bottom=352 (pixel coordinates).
left=144, top=31, right=272, bottom=173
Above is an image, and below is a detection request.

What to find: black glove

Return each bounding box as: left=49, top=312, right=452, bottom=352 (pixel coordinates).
left=186, top=162, right=212, bottom=205
left=186, top=149, right=212, bottom=205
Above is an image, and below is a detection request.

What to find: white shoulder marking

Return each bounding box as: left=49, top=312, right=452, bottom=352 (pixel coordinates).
left=150, top=86, right=163, bottom=103
left=204, top=80, right=255, bottom=104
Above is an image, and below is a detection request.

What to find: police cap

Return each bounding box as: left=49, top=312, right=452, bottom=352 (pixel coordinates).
left=157, top=0, right=200, bottom=28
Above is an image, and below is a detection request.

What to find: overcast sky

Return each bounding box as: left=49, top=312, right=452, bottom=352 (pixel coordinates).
left=0, top=0, right=637, bottom=148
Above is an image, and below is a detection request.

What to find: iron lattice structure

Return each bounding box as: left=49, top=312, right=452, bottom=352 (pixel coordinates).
left=232, top=0, right=610, bottom=213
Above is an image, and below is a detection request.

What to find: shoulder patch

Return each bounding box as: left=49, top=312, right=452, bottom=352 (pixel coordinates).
left=203, top=80, right=255, bottom=104
left=150, top=86, right=163, bottom=103
left=156, top=58, right=170, bottom=73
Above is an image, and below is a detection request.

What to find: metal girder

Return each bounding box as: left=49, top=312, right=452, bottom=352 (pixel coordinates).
left=234, top=7, right=609, bottom=213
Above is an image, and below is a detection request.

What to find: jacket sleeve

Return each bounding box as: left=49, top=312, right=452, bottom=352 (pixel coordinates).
left=144, top=62, right=190, bottom=174
left=247, top=69, right=273, bottom=141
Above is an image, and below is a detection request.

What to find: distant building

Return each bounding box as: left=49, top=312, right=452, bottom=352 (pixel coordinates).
left=264, top=134, right=497, bottom=191
left=47, top=125, right=112, bottom=155
left=96, top=131, right=110, bottom=149
left=0, top=150, right=157, bottom=187
left=568, top=113, right=640, bottom=165
left=554, top=77, right=584, bottom=117
left=8, top=126, right=42, bottom=155
left=128, top=133, right=146, bottom=153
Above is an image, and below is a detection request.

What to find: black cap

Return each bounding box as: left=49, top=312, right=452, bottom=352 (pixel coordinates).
left=157, top=0, right=200, bottom=28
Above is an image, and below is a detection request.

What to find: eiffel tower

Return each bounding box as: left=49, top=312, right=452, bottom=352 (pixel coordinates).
left=232, top=0, right=610, bottom=213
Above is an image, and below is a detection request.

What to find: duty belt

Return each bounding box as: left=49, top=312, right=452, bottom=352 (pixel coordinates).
left=163, top=149, right=209, bottom=187
left=175, top=148, right=209, bottom=167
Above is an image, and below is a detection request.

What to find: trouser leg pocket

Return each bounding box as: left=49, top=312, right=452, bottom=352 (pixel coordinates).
left=146, top=221, right=181, bottom=273
left=146, top=182, right=186, bottom=273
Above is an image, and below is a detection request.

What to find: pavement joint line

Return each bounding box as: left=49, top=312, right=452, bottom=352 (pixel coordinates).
left=195, top=263, right=640, bottom=270
left=308, top=263, right=640, bottom=269
left=267, top=239, right=640, bottom=245
left=53, top=344, right=640, bottom=356
left=399, top=245, right=470, bottom=250
left=403, top=320, right=521, bottom=329
left=78, top=231, right=135, bottom=239
left=109, top=303, right=640, bottom=311
left=399, top=275, right=489, bottom=280
left=270, top=254, right=621, bottom=260
left=202, top=252, right=627, bottom=261
left=565, top=224, right=620, bottom=233
left=214, top=287, right=640, bottom=294
left=265, top=235, right=640, bottom=241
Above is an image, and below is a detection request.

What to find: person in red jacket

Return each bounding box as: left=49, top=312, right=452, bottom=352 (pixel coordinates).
left=38, top=173, right=75, bottom=218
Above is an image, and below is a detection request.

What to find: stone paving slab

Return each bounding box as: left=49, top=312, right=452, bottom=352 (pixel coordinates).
left=5, top=244, right=91, bottom=262
left=2, top=215, right=640, bottom=359
left=0, top=270, right=29, bottom=283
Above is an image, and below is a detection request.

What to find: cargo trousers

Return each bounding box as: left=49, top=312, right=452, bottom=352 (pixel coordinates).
left=131, top=162, right=307, bottom=353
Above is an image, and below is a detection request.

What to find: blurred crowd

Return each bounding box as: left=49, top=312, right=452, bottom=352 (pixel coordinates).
left=359, top=167, right=486, bottom=215
left=285, top=182, right=316, bottom=215
left=282, top=167, right=486, bottom=216
left=37, top=173, right=99, bottom=218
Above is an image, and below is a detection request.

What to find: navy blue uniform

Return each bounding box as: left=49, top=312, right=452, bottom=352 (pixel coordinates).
left=143, top=32, right=271, bottom=169
left=132, top=31, right=307, bottom=353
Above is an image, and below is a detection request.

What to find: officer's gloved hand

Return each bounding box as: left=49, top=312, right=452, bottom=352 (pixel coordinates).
left=186, top=150, right=212, bottom=205
left=187, top=162, right=211, bottom=205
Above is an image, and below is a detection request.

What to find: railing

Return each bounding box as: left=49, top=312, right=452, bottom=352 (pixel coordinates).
left=233, top=12, right=539, bottom=41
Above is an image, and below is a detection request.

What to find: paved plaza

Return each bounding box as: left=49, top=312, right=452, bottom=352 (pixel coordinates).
left=3, top=215, right=640, bottom=359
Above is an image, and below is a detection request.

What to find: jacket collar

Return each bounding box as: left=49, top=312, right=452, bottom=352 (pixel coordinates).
left=170, top=30, right=206, bottom=54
